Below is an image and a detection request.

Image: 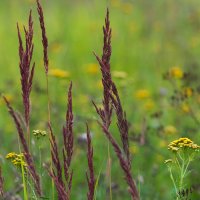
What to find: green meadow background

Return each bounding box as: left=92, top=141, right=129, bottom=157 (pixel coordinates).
left=0, top=0, right=200, bottom=199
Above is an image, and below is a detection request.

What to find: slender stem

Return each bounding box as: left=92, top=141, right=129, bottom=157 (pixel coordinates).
left=21, top=164, right=28, bottom=200
left=17, top=136, right=29, bottom=200
left=107, top=142, right=112, bottom=200
left=45, top=75, right=54, bottom=200
left=168, top=166, right=178, bottom=195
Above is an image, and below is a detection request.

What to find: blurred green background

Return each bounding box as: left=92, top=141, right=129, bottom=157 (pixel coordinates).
left=0, top=0, right=200, bottom=199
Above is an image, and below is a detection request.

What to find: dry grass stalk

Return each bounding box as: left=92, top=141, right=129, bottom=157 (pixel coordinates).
left=86, top=124, right=95, bottom=200
left=36, top=0, right=49, bottom=74
left=17, top=10, right=35, bottom=144
left=94, top=9, right=140, bottom=200
left=63, top=82, right=74, bottom=194
left=93, top=8, right=112, bottom=129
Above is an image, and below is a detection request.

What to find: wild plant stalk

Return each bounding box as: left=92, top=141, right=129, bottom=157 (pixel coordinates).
left=36, top=1, right=55, bottom=198
left=3, top=97, right=42, bottom=196
left=93, top=9, right=139, bottom=200
left=48, top=123, right=67, bottom=200
left=17, top=10, right=35, bottom=148
left=93, top=9, right=113, bottom=199
left=62, top=82, right=74, bottom=196
left=86, top=124, right=95, bottom=200
left=47, top=83, right=74, bottom=200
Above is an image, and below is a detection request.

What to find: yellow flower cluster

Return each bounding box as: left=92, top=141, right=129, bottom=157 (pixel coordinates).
left=169, top=67, right=183, bottom=79
left=168, top=137, right=200, bottom=152
left=33, top=130, right=47, bottom=139
left=182, top=87, right=193, bottom=98
left=6, top=152, right=27, bottom=168
left=49, top=68, right=70, bottom=78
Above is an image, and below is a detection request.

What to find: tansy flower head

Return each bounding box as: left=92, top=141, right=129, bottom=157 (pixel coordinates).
left=6, top=152, right=17, bottom=160
left=49, top=68, right=70, bottom=78
left=6, top=152, right=27, bottom=168
left=33, top=129, right=47, bottom=139
left=168, top=137, right=200, bottom=152
left=168, top=66, right=183, bottom=79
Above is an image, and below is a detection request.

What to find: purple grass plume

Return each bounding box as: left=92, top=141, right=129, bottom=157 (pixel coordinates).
left=47, top=83, right=74, bottom=199
left=110, top=82, right=131, bottom=168
left=93, top=8, right=112, bottom=129
left=86, top=124, right=95, bottom=200
left=17, top=10, right=35, bottom=132
left=0, top=166, right=4, bottom=197
left=93, top=9, right=140, bottom=200
left=3, top=97, right=42, bottom=196
left=36, top=0, right=49, bottom=74
left=48, top=123, right=68, bottom=200
left=63, top=82, right=74, bottom=195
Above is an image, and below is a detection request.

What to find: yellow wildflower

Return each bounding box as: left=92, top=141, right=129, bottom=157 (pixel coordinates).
left=164, top=125, right=177, bottom=135
left=169, top=66, right=183, bottom=79
left=113, top=71, right=127, bottom=79
left=168, top=137, right=200, bottom=152
left=182, top=87, right=193, bottom=98
left=33, top=130, right=47, bottom=139
left=135, top=89, right=150, bottom=99
left=86, top=63, right=99, bottom=75
left=6, top=152, right=17, bottom=160
left=6, top=152, right=27, bottom=168
left=49, top=68, right=70, bottom=78
left=181, top=103, right=190, bottom=113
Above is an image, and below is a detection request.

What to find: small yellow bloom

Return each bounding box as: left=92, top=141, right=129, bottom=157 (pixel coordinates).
left=164, top=125, right=177, bottom=135
left=181, top=103, right=190, bottom=113
left=182, top=87, right=193, bottom=98
left=169, top=66, right=183, bottom=79
left=86, top=63, right=99, bottom=75
left=135, top=89, right=150, bottom=99
left=33, top=130, right=47, bottom=139
left=6, top=152, right=27, bottom=168
left=49, top=68, right=70, bottom=78
left=6, top=152, right=17, bottom=160
left=113, top=71, right=127, bottom=79
left=168, top=137, right=200, bottom=152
